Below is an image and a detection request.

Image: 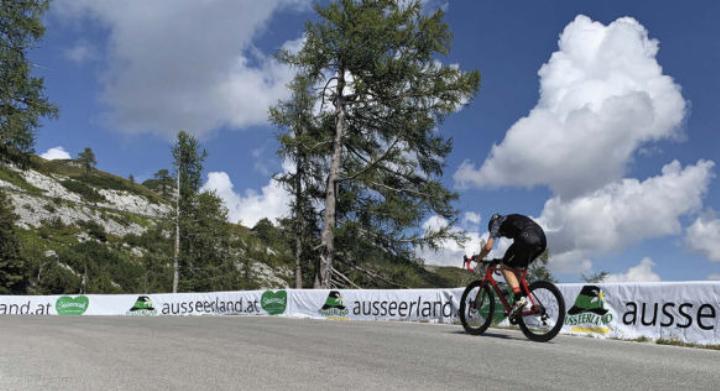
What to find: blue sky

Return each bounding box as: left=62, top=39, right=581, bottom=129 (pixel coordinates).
left=29, top=1, right=720, bottom=282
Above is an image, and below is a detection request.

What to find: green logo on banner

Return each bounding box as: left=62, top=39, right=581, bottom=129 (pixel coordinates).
left=565, top=285, right=613, bottom=334
left=55, top=296, right=89, bottom=316
left=127, top=296, right=157, bottom=316
left=261, top=290, right=287, bottom=315
left=319, top=290, right=349, bottom=318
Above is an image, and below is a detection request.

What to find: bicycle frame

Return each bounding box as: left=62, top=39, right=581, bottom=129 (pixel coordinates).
left=464, top=257, right=539, bottom=317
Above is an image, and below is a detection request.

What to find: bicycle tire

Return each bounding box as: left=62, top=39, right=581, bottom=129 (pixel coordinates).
left=459, top=280, right=494, bottom=335
left=518, top=280, right=565, bottom=342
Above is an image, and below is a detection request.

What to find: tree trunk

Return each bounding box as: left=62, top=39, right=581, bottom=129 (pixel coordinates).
left=294, top=151, right=305, bottom=289
left=172, top=172, right=180, bottom=293
left=317, top=70, right=346, bottom=288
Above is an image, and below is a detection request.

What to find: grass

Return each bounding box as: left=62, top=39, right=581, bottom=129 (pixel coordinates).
left=656, top=338, right=720, bottom=351
left=617, top=336, right=720, bottom=351
left=34, top=157, right=169, bottom=205
left=0, top=164, right=43, bottom=195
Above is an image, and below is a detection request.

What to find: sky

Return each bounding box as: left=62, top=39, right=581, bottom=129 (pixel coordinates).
left=28, top=0, right=720, bottom=282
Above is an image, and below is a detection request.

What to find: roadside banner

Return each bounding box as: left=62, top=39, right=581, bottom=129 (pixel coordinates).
left=557, top=282, right=720, bottom=344
left=1, top=282, right=718, bottom=344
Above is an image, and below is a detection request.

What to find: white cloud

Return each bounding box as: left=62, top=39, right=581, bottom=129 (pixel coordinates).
left=64, top=40, right=97, bottom=64
left=604, top=257, right=661, bottom=283
left=463, top=212, right=481, bottom=225
left=539, top=160, right=714, bottom=272
left=416, top=215, right=510, bottom=267
left=454, top=15, right=686, bottom=197
left=686, top=214, right=720, bottom=261
left=201, top=172, right=291, bottom=227
left=39, top=146, right=71, bottom=160
left=53, top=0, right=308, bottom=138
left=707, top=273, right=720, bottom=281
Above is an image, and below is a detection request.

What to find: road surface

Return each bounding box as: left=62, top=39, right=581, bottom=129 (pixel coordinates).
left=0, top=316, right=717, bottom=390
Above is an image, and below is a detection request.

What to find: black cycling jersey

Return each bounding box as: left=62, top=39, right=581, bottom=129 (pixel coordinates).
left=490, top=214, right=547, bottom=268
left=490, top=214, right=545, bottom=242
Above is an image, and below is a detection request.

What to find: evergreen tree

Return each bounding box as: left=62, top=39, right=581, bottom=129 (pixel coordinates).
left=271, top=75, right=325, bottom=288
left=0, top=0, right=58, bottom=166
left=528, top=250, right=556, bottom=283
left=141, top=168, right=175, bottom=198
left=171, top=131, right=237, bottom=292
left=171, top=131, right=206, bottom=292
left=128, top=174, right=135, bottom=184
left=582, top=271, right=608, bottom=283
left=0, top=189, right=27, bottom=293
left=77, top=147, right=96, bottom=174
left=277, top=0, right=480, bottom=287
left=154, top=168, right=175, bottom=198
left=180, top=192, right=237, bottom=292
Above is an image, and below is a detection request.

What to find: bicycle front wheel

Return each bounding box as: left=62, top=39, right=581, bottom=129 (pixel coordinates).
left=459, top=280, right=494, bottom=335
left=518, top=280, right=565, bottom=342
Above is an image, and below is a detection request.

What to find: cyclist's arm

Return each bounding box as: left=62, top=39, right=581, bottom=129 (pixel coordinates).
left=479, top=237, right=494, bottom=259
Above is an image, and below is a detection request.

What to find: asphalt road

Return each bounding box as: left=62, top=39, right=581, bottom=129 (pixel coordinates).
left=0, top=316, right=717, bottom=390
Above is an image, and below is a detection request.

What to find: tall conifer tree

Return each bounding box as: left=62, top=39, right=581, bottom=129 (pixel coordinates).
left=276, top=0, right=480, bottom=287
left=0, top=0, right=58, bottom=166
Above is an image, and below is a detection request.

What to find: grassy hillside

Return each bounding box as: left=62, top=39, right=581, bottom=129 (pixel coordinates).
left=1, top=157, right=467, bottom=293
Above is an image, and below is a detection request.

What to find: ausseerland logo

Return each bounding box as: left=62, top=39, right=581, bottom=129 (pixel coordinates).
left=319, top=291, right=349, bottom=318
left=261, top=290, right=287, bottom=315
left=126, top=296, right=157, bottom=316
left=566, top=285, right=613, bottom=334
left=55, top=295, right=89, bottom=316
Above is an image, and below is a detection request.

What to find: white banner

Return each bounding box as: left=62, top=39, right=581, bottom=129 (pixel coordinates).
left=1, top=282, right=718, bottom=344
left=558, top=282, right=720, bottom=344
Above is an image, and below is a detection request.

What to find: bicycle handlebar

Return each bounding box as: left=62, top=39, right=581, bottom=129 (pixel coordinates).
left=463, top=255, right=503, bottom=271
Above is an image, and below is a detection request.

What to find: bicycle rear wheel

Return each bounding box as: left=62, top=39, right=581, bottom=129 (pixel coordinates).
left=459, top=280, right=494, bottom=335
left=518, top=280, right=565, bottom=342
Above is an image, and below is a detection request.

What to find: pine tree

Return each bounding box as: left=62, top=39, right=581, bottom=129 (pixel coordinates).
left=181, top=191, right=236, bottom=292
left=581, top=271, right=608, bottom=283
left=277, top=0, right=480, bottom=287
left=171, top=131, right=206, bottom=292
left=0, top=0, right=58, bottom=166
left=77, top=147, right=96, bottom=174
left=0, top=189, right=27, bottom=293
left=154, top=169, right=174, bottom=198
left=271, top=75, right=325, bottom=288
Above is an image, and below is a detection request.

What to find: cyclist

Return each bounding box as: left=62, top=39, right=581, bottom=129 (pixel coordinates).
left=477, top=213, right=547, bottom=317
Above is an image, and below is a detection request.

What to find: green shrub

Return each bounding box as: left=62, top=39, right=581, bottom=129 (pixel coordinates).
left=60, top=179, right=106, bottom=203
left=77, top=220, right=107, bottom=242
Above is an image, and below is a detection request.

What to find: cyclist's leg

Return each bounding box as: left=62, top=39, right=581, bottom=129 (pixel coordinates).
left=500, top=243, right=523, bottom=298
left=502, top=241, right=535, bottom=300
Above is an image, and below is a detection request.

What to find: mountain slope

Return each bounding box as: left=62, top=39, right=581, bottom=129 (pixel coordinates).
left=0, top=157, right=466, bottom=293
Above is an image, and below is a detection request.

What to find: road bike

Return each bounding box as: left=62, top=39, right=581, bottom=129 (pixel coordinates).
left=459, top=255, right=565, bottom=342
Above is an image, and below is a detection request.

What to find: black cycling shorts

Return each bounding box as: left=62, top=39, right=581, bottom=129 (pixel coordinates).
left=502, top=230, right=546, bottom=269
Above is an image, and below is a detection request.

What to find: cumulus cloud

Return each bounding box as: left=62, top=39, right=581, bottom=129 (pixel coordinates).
left=53, top=0, right=307, bottom=138
left=416, top=215, right=510, bottom=267
left=64, top=40, right=97, bottom=64
left=454, top=15, right=686, bottom=197
left=40, top=146, right=71, bottom=160
left=201, top=172, right=291, bottom=227
left=685, top=214, right=720, bottom=261
left=462, top=212, right=481, bottom=229
left=539, top=160, right=714, bottom=272
left=604, top=257, right=661, bottom=283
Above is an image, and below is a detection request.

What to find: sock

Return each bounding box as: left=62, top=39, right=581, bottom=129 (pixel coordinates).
left=512, top=286, right=522, bottom=301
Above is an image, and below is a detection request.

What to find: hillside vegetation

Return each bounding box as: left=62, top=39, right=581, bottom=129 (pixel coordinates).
left=0, top=158, right=466, bottom=295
